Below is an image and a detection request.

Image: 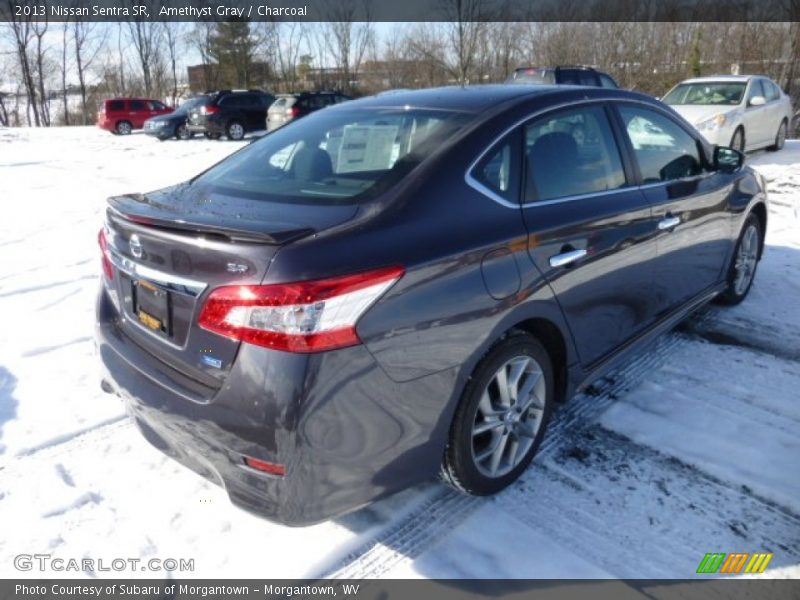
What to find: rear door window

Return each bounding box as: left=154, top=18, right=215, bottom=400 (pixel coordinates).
left=765, top=80, right=780, bottom=102
left=618, top=106, right=703, bottom=183
left=524, top=105, right=626, bottom=202
left=130, top=100, right=145, bottom=111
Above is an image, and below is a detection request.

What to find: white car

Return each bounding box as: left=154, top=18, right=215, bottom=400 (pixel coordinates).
left=662, top=75, right=793, bottom=152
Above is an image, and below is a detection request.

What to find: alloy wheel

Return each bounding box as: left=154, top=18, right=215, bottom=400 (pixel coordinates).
left=228, top=123, right=245, bottom=140
left=470, top=355, right=546, bottom=478
left=117, top=121, right=132, bottom=135
left=734, top=224, right=759, bottom=296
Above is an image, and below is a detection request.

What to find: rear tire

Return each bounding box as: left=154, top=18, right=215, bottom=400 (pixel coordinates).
left=226, top=121, right=245, bottom=141
left=176, top=124, right=193, bottom=140
left=730, top=127, right=745, bottom=152
left=717, top=213, right=762, bottom=305
left=441, top=331, right=554, bottom=496
left=768, top=120, right=787, bottom=151
left=116, top=121, right=132, bottom=135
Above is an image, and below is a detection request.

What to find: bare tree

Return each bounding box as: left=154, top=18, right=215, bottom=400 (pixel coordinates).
left=73, top=20, right=106, bottom=123
left=274, top=22, right=307, bottom=91
left=440, top=0, right=489, bottom=84
left=318, top=0, right=373, bottom=92
left=160, top=22, right=184, bottom=104
left=31, top=17, right=50, bottom=125
left=126, top=20, right=161, bottom=96
left=59, top=22, right=70, bottom=125
left=7, top=1, right=40, bottom=125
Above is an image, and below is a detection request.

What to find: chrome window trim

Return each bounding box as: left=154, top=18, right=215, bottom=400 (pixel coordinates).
left=464, top=96, right=713, bottom=210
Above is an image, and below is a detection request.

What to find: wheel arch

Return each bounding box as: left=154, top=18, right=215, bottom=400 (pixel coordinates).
left=749, top=201, right=767, bottom=260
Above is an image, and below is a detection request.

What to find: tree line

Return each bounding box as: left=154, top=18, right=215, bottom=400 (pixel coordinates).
left=1, top=19, right=798, bottom=127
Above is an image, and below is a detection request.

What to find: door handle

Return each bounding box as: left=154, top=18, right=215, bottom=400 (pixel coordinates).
left=658, top=216, right=681, bottom=230
left=549, top=248, right=587, bottom=268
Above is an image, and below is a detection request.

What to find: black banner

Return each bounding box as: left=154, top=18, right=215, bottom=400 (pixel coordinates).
left=2, top=580, right=800, bottom=600
left=2, top=0, right=800, bottom=23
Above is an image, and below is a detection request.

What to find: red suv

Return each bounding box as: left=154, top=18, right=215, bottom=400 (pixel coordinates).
left=97, top=98, right=173, bottom=135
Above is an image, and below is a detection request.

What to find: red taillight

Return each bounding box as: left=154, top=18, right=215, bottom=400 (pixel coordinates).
left=243, top=456, right=285, bottom=477
left=201, top=105, right=219, bottom=115
left=287, top=106, right=300, bottom=118
left=97, top=228, right=114, bottom=281
left=198, top=266, right=404, bottom=353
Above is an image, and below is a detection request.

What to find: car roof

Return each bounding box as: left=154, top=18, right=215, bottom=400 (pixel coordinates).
left=679, top=75, right=755, bottom=84
left=339, top=84, right=646, bottom=114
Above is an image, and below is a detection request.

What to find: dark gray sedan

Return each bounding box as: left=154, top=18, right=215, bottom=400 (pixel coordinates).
left=96, top=85, right=767, bottom=525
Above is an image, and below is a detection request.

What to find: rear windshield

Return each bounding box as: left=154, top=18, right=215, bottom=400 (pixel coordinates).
left=273, top=97, right=296, bottom=108
left=175, top=96, right=207, bottom=113
left=192, top=107, right=471, bottom=205
left=507, top=68, right=555, bottom=84
left=662, top=82, right=746, bottom=105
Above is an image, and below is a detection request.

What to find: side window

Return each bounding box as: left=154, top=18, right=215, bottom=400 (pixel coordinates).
left=130, top=100, right=145, bottom=111
left=618, top=106, right=703, bottom=183
left=578, top=71, right=598, bottom=86
left=470, top=134, right=520, bottom=203
left=558, top=69, right=580, bottom=85
left=148, top=101, right=166, bottom=111
left=108, top=100, right=124, bottom=112
left=599, top=74, right=618, bottom=89
left=221, top=95, right=241, bottom=107
left=524, top=105, right=626, bottom=202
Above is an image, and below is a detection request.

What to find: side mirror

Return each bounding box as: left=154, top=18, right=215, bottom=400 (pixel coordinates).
left=748, top=95, right=766, bottom=107
left=714, top=145, right=744, bottom=173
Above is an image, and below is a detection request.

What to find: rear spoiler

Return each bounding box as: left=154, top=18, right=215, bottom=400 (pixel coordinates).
left=106, top=199, right=313, bottom=245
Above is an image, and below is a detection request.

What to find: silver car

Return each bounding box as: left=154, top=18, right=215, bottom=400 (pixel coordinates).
left=662, top=75, right=793, bottom=152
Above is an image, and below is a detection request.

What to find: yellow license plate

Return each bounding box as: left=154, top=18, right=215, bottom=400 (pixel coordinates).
left=137, top=309, right=162, bottom=331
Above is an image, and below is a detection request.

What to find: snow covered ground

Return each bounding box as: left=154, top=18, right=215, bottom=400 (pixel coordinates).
left=0, top=126, right=798, bottom=579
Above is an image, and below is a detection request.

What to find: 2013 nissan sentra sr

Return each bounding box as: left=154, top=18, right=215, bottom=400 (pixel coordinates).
left=96, top=85, right=767, bottom=525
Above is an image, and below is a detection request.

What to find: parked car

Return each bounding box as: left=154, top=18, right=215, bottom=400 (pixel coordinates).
left=96, top=85, right=767, bottom=525
left=266, top=91, right=352, bottom=131
left=506, top=65, right=619, bottom=88
left=97, top=98, right=173, bottom=135
left=143, top=96, right=209, bottom=141
left=185, top=90, right=275, bottom=141
left=662, top=75, right=793, bottom=152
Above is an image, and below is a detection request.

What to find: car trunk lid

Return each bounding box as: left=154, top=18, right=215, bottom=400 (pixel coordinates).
left=103, top=185, right=358, bottom=394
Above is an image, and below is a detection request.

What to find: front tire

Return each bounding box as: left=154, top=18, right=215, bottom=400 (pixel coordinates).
left=768, top=120, right=787, bottom=151
left=718, top=213, right=762, bottom=305
left=441, top=332, right=554, bottom=496
left=730, top=127, right=745, bottom=153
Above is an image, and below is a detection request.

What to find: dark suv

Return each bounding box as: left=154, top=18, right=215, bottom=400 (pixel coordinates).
left=97, top=85, right=766, bottom=525
left=506, top=66, right=619, bottom=88
left=186, top=90, right=275, bottom=140
left=266, top=91, right=351, bottom=131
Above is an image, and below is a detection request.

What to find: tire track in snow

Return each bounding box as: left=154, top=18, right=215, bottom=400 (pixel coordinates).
left=323, top=316, right=694, bottom=578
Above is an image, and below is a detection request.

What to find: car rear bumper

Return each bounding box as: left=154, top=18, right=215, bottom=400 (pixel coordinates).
left=95, top=286, right=459, bottom=525
left=187, top=119, right=224, bottom=135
